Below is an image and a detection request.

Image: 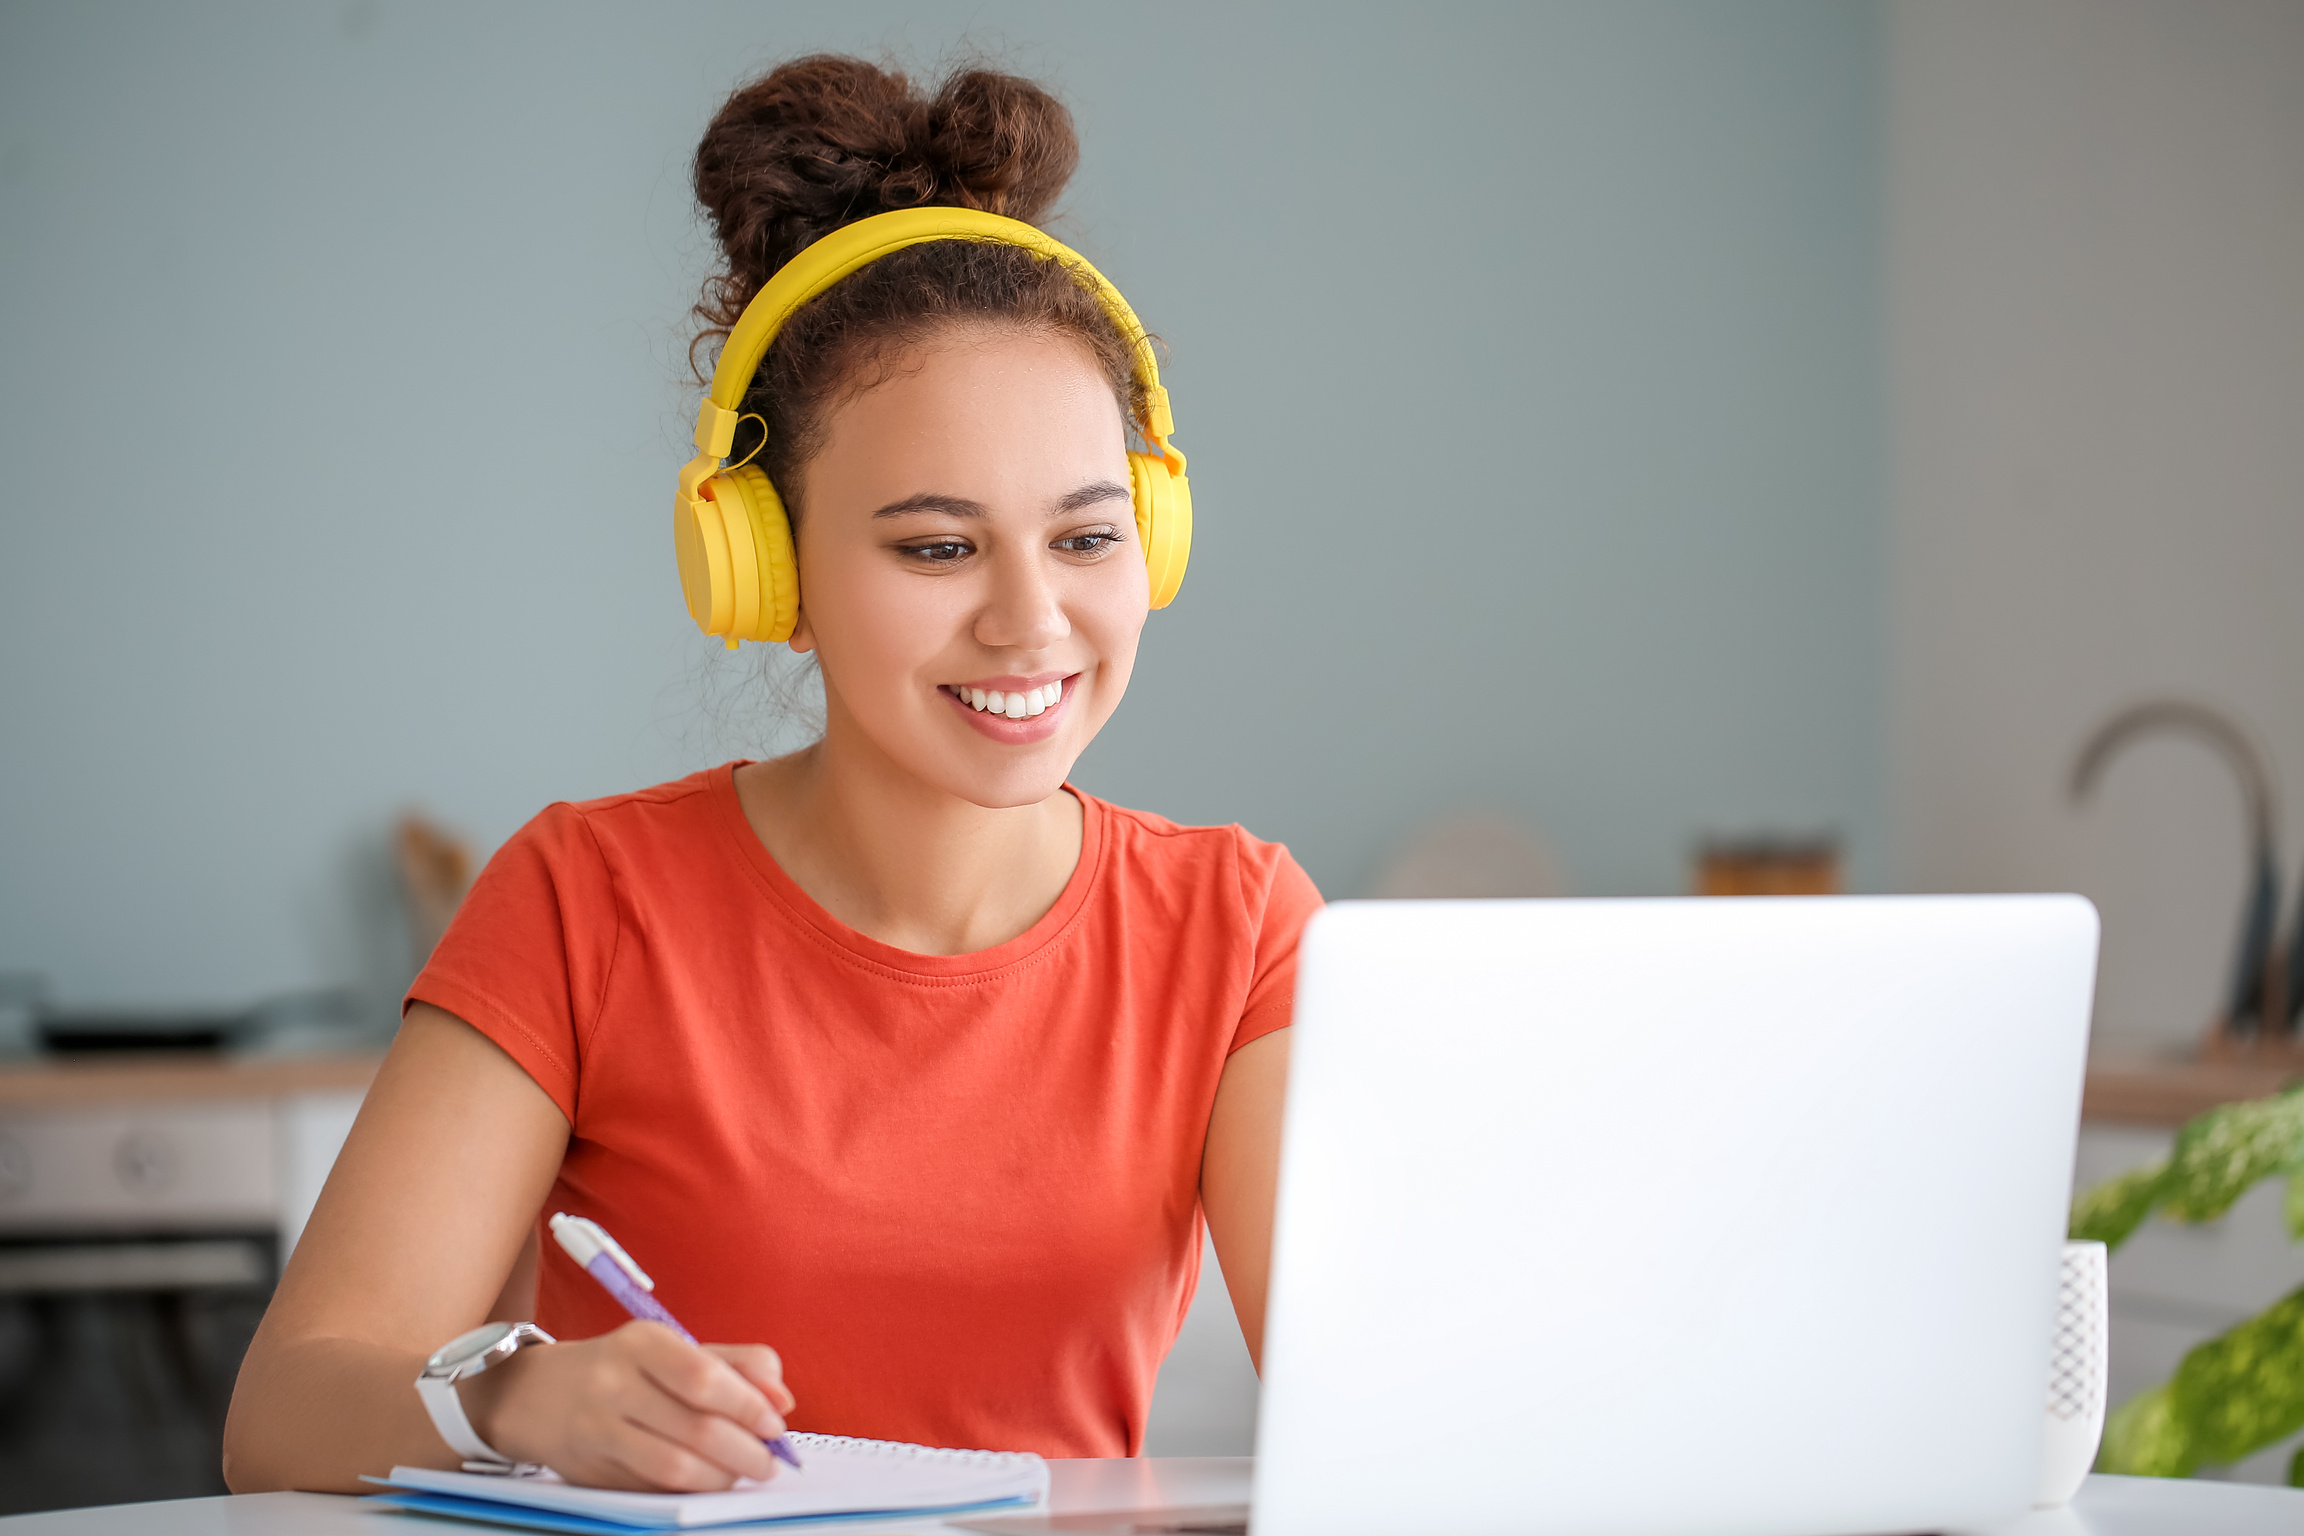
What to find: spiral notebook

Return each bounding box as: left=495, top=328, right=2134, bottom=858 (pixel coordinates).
left=366, top=1433, right=1048, bottom=1532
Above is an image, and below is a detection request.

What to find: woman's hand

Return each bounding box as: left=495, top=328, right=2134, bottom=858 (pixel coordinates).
left=465, top=1321, right=797, bottom=1491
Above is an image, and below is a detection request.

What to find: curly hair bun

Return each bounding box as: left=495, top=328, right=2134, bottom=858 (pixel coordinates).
left=693, top=56, right=1081, bottom=326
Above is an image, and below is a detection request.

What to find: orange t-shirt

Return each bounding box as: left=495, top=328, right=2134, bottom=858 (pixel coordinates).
left=408, top=764, right=1322, bottom=1459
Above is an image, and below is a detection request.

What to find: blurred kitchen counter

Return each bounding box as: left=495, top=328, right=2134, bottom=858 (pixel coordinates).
left=0, top=1051, right=381, bottom=1107
left=0, top=1049, right=2242, bottom=1123
left=0, top=1050, right=382, bottom=1511
left=0, top=1052, right=380, bottom=1250
left=0, top=1050, right=2229, bottom=1120
left=2084, top=1056, right=2298, bottom=1127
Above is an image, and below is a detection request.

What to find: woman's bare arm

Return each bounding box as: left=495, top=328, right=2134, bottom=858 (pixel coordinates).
left=223, top=1004, right=566, bottom=1489
left=1199, top=1028, right=1290, bottom=1372
left=223, top=1004, right=792, bottom=1493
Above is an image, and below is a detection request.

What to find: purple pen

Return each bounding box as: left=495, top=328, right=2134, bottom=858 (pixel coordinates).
left=549, top=1211, right=804, bottom=1471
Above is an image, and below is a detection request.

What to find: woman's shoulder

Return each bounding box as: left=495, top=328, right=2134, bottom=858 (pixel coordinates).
left=542, top=764, right=725, bottom=825
left=502, top=765, right=731, bottom=866
left=1081, top=791, right=1323, bottom=917
left=453, top=768, right=759, bottom=937
left=1089, top=792, right=1279, bottom=855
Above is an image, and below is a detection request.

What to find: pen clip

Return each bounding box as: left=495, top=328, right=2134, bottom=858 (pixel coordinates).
left=548, top=1211, right=656, bottom=1292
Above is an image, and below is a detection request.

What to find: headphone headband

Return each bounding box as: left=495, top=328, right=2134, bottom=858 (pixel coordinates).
left=692, top=207, right=1175, bottom=465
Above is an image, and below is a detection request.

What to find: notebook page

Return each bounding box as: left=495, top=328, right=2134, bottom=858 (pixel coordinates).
left=384, top=1434, right=1047, bottom=1528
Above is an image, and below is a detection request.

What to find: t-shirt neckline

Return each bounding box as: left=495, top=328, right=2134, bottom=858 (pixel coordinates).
left=709, top=761, right=1105, bottom=980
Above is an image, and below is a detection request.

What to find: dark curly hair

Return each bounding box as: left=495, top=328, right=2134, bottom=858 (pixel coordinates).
left=690, top=56, right=1147, bottom=519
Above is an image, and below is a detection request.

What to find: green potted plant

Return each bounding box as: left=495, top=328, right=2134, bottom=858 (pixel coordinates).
left=2073, top=1082, right=2304, bottom=1481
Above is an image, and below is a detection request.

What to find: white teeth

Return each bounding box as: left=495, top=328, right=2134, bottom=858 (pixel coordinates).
left=957, top=681, right=1067, bottom=717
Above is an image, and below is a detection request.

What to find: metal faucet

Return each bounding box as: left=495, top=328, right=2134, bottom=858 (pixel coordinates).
left=2070, top=699, right=2286, bottom=1039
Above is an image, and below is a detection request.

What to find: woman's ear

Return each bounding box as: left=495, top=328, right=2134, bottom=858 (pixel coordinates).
left=786, top=604, right=815, bottom=655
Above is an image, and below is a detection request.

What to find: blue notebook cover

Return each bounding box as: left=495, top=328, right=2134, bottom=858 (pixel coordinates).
left=364, top=1488, right=1036, bottom=1534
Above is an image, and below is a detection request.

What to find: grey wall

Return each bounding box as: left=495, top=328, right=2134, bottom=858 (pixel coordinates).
left=1887, top=0, right=2304, bottom=1055
left=0, top=2, right=1885, bottom=1009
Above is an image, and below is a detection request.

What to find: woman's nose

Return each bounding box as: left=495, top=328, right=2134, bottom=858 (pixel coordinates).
left=974, top=547, right=1070, bottom=653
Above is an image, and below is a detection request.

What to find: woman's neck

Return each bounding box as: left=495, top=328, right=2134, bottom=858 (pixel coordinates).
left=731, top=726, right=1084, bottom=958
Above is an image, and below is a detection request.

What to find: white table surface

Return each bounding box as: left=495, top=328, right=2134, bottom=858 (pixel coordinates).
left=0, top=1460, right=2297, bottom=1534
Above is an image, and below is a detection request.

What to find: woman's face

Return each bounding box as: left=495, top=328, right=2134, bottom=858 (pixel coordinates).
left=788, top=326, right=1150, bottom=810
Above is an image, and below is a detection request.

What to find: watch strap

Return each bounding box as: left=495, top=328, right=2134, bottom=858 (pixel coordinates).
left=414, top=1321, right=555, bottom=1473
left=415, top=1372, right=513, bottom=1468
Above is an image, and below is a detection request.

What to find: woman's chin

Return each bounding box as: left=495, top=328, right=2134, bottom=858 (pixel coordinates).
left=908, top=738, right=1082, bottom=812
left=949, top=762, right=1080, bottom=812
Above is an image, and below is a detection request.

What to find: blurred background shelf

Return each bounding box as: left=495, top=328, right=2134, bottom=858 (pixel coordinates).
left=2084, top=1057, right=2299, bottom=1127
left=0, top=1053, right=382, bottom=1109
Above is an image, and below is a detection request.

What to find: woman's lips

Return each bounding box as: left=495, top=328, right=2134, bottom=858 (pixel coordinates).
left=940, top=674, right=1077, bottom=744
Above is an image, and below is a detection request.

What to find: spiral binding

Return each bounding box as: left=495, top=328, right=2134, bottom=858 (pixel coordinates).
left=785, top=1432, right=1042, bottom=1472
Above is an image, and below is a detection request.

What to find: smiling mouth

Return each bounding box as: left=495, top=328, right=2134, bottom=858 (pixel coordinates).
left=946, top=678, right=1064, bottom=720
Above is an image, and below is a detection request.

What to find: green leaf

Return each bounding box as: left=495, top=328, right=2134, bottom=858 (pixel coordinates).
left=2072, top=1161, right=2169, bottom=1249
left=2098, top=1383, right=2193, bottom=1477
left=2160, top=1086, right=2304, bottom=1225
left=2075, top=1086, right=2304, bottom=1481
left=2168, top=1282, right=2304, bottom=1466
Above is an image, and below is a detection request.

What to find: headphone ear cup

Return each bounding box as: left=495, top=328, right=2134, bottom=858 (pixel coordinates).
left=674, top=492, right=737, bottom=636
left=1129, top=451, right=1192, bottom=610
left=712, top=464, right=801, bottom=643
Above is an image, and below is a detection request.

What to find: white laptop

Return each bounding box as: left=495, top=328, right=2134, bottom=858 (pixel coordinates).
left=1252, top=895, right=2098, bottom=1536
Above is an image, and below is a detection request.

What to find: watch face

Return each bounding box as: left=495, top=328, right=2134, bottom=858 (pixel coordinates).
left=428, top=1320, right=517, bottom=1374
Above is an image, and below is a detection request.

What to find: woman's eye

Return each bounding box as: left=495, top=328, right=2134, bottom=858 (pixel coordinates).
left=905, top=541, right=971, bottom=563
left=1056, top=531, right=1123, bottom=556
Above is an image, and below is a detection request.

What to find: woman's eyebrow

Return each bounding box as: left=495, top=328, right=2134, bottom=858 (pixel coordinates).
left=1054, top=480, right=1129, bottom=515
left=870, top=492, right=987, bottom=520
left=870, top=481, right=1129, bottom=520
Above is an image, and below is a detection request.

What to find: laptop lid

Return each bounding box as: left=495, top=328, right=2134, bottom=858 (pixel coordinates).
left=1253, top=895, right=2097, bottom=1536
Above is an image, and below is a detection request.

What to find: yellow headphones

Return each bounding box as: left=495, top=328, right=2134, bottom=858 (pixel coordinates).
left=672, top=207, right=1192, bottom=647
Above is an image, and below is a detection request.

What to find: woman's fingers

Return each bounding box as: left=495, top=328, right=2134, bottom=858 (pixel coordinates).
left=601, top=1418, right=755, bottom=1492
left=623, top=1324, right=785, bottom=1438
left=706, top=1342, right=797, bottom=1416
left=616, top=1390, right=773, bottom=1485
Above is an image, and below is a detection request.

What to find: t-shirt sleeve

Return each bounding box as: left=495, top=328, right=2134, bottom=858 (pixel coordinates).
left=405, top=802, right=618, bottom=1124
left=1231, top=837, right=1326, bottom=1054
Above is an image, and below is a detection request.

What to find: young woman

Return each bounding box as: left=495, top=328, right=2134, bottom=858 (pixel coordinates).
left=223, top=55, right=1321, bottom=1494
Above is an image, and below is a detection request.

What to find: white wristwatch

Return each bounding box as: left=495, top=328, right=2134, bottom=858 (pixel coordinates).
left=415, top=1320, right=555, bottom=1472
